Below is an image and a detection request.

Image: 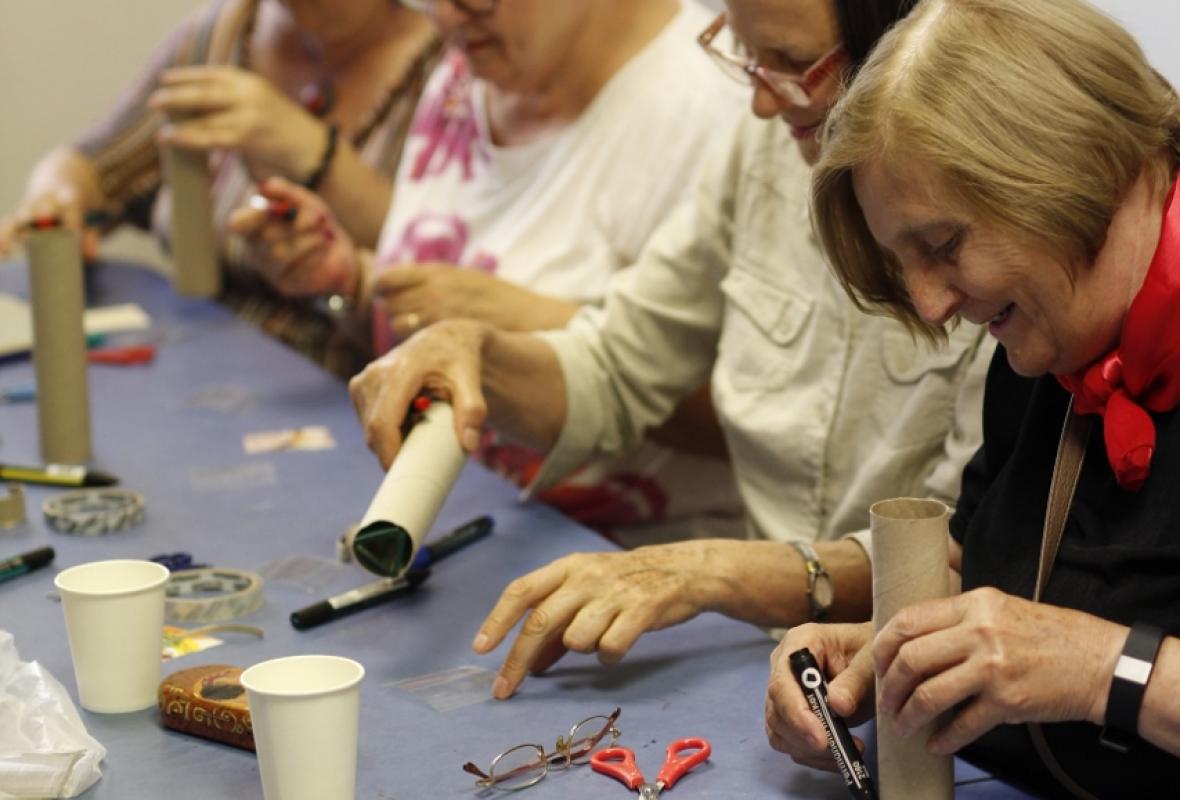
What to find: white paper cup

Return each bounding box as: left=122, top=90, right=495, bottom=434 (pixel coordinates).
left=54, top=559, right=169, bottom=713
left=241, top=655, right=365, bottom=800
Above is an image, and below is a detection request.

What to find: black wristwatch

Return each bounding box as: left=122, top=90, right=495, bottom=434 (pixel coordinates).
left=789, top=541, right=833, bottom=621
left=1099, top=622, right=1166, bottom=753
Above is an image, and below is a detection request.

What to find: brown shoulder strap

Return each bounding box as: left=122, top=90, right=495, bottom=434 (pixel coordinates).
left=1028, top=398, right=1099, bottom=799
left=1034, top=399, right=1094, bottom=602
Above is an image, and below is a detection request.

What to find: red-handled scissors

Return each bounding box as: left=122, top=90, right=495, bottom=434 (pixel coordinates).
left=591, top=737, right=711, bottom=798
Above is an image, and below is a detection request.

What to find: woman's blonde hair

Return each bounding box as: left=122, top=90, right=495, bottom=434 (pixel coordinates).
left=813, top=0, right=1180, bottom=336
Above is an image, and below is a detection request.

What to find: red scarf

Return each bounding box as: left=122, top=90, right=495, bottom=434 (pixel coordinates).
left=1058, top=179, right=1180, bottom=491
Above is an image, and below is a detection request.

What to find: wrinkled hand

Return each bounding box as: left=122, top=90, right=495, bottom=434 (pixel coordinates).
left=348, top=318, right=489, bottom=468
left=372, top=264, right=541, bottom=338
left=0, top=185, right=100, bottom=260
left=875, top=587, right=1122, bottom=755
left=765, top=622, right=876, bottom=771
left=472, top=542, right=726, bottom=700
left=150, top=66, right=323, bottom=178
left=228, top=177, right=358, bottom=297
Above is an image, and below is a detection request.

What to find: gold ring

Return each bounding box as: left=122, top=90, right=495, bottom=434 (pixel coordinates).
left=404, top=312, right=421, bottom=332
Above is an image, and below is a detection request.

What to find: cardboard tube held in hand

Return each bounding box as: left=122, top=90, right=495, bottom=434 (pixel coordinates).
left=27, top=228, right=91, bottom=464
left=163, top=139, right=220, bottom=298
left=870, top=498, right=953, bottom=800
left=347, top=402, right=466, bottom=577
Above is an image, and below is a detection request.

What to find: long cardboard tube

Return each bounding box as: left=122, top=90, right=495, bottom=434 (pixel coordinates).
left=26, top=228, right=91, bottom=464
left=870, top=497, right=953, bottom=800
left=347, top=402, right=467, bottom=577
left=164, top=144, right=220, bottom=298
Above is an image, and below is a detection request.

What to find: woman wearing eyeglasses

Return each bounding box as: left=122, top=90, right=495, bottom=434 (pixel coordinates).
left=0, top=0, right=441, bottom=379
left=349, top=0, right=991, bottom=700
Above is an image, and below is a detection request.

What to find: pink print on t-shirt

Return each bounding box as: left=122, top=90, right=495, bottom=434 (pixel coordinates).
left=381, top=214, right=498, bottom=274
left=409, top=51, right=487, bottom=181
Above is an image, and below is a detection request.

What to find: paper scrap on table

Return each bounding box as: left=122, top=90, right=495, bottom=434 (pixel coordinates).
left=162, top=625, right=223, bottom=661
left=243, top=426, right=336, bottom=454
left=0, top=293, right=151, bottom=358
left=386, top=666, right=497, bottom=712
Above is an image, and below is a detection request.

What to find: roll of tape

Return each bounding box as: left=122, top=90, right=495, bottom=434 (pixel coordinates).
left=165, top=568, right=265, bottom=624
left=43, top=488, right=145, bottom=535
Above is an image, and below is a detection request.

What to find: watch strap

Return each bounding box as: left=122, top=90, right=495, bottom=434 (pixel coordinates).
left=1099, top=622, right=1166, bottom=753
left=788, top=540, right=830, bottom=621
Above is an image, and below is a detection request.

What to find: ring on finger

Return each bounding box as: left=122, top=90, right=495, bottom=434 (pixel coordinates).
left=404, top=311, right=422, bottom=332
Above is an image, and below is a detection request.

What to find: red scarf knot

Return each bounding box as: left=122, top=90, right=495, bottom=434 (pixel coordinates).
left=1057, top=178, right=1180, bottom=491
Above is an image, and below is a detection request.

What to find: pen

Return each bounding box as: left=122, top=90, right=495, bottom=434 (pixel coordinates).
left=0, top=383, right=36, bottom=403
left=291, top=567, right=431, bottom=630
left=248, top=194, right=298, bottom=222
left=409, top=514, right=494, bottom=570
left=790, top=648, right=877, bottom=800
left=0, top=463, right=118, bottom=488
left=0, top=546, right=55, bottom=586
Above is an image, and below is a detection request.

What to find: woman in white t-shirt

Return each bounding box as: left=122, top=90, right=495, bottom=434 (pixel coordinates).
left=250, top=0, right=747, bottom=538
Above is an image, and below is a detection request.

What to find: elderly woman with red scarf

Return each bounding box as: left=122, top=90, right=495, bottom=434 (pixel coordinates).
left=764, top=0, right=1180, bottom=797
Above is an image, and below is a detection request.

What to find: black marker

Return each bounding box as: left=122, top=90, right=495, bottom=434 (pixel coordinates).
left=0, top=547, right=54, bottom=586
left=291, top=567, right=430, bottom=630
left=0, top=462, right=118, bottom=488
left=789, top=648, right=877, bottom=800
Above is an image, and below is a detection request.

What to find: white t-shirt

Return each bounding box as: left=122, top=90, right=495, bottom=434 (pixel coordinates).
left=374, top=0, right=747, bottom=539
left=376, top=0, right=743, bottom=301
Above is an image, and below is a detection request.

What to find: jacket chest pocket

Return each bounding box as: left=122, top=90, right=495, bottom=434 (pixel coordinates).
left=717, top=267, right=813, bottom=392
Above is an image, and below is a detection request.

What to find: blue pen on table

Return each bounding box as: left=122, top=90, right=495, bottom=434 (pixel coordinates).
left=0, top=382, right=36, bottom=403
left=0, top=546, right=55, bottom=586
left=409, top=514, right=494, bottom=570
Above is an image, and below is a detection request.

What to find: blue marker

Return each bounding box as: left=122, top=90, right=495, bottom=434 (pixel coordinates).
left=0, top=383, right=36, bottom=403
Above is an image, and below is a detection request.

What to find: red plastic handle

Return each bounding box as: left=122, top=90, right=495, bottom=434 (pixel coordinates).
left=87, top=345, right=156, bottom=365
left=656, top=738, right=711, bottom=789
left=591, top=747, right=645, bottom=790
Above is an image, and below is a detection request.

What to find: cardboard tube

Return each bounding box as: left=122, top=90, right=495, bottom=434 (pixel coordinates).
left=347, top=402, right=466, bottom=577
left=26, top=228, right=91, bottom=464
left=164, top=145, right=220, bottom=297
left=870, top=497, right=953, bottom=800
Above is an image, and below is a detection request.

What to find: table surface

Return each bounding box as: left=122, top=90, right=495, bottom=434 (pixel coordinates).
left=0, top=261, right=1034, bottom=799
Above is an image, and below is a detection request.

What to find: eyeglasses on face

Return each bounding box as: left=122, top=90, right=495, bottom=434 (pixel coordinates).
left=697, top=13, right=847, bottom=109
left=461, top=708, right=622, bottom=791
left=401, top=0, right=498, bottom=16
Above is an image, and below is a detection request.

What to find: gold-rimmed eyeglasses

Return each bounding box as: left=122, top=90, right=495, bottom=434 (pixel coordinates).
left=698, top=13, right=847, bottom=109
left=401, top=0, right=498, bottom=16
left=462, top=708, right=622, bottom=791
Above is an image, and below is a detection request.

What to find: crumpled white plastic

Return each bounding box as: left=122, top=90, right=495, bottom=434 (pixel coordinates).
left=0, top=630, right=105, bottom=798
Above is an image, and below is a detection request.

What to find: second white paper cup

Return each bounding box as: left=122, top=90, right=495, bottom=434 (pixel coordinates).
left=54, top=559, right=169, bottom=713
left=242, top=654, right=365, bottom=800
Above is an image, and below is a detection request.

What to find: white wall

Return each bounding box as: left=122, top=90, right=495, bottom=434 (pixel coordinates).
left=0, top=2, right=203, bottom=268
left=1, top=0, right=1178, bottom=269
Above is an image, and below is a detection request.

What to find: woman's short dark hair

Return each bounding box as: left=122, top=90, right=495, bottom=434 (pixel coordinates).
left=834, top=0, right=918, bottom=71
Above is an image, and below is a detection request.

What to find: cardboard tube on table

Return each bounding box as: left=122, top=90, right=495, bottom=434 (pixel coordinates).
left=870, top=497, right=953, bottom=800
left=347, top=402, right=466, bottom=577
left=26, top=228, right=91, bottom=464
left=163, top=143, right=220, bottom=297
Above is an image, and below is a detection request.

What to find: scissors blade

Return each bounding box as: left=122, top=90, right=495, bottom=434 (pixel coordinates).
left=639, top=784, right=661, bottom=800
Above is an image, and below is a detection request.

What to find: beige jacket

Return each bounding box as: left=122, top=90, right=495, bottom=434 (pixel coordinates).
left=533, top=114, right=993, bottom=554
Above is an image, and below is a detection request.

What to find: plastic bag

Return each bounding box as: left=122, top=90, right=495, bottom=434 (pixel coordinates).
left=0, top=630, right=105, bottom=798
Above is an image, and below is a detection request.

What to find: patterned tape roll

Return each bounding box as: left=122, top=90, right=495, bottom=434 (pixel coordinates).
left=42, top=488, right=145, bottom=535
left=165, top=568, right=265, bottom=624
